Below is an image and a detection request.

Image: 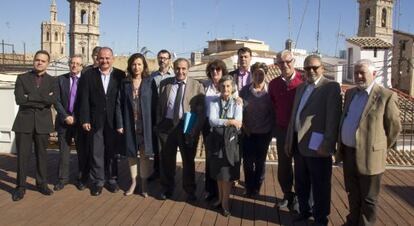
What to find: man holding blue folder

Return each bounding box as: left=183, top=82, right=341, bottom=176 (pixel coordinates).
left=155, top=58, right=205, bottom=201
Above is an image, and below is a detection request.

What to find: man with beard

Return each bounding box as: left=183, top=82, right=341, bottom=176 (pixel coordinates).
left=285, top=54, right=342, bottom=225
left=336, top=59, right=401, bottom=226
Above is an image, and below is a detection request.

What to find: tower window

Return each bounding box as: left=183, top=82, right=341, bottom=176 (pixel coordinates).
left=381, top=8, right=387, bottom=27
left=61, top=47, right=64, bottom=54
left=81, top=10, right=87, bottom=24
left=62, top=33, right=65, bottom=42
left=92, top=11, right=96, bottom=25
left=46, top=32, right=50, bottom=41
left=365, top=8, right=371, bottom=27
left=374, top=48, right=378, bottom=58
left=55, top=32, right=58, bottom=41
left=82, top=47, right=85, bottom=54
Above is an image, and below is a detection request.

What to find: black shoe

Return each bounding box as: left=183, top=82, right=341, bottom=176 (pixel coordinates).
left=91, top=185, right=103, bottom=196
left=210, top=202, right=221, bottom=210
left=160, top=191, right=172, bottom=200
left=276, top=198, right=288, bottom=208
left=187, top=193, right=197, bottom=202
left=222, top=208, right=231, bottom=217
left=76, top=181, right=87, bottom=191
left=293, top=213, right=312, bottom=222
left=106, top=183, right=120, bottom=193
left=147, top=172, right=159, bottom=182
left=38, top=185, right=53, bottom=196
left=53, top=181, right=67, bottom=191
left=287, top=196, right=299, bottom=212
left=12, top=187, right=26, bottom=201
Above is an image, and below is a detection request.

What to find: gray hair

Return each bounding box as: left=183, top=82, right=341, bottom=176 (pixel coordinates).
left=304, top=54, right=322, bottom=66
left=276, top=50, right=294, bottom=60
left=219, top=74, right=237, bottom=94
left=355, top=59, right=376, bottom=73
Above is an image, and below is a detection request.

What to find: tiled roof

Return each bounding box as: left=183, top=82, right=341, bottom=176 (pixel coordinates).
left=347, top=37, right=392, bottom=49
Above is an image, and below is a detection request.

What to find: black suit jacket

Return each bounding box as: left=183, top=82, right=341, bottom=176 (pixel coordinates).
left=12, top=71, right=57, bottom=134
left=55, top=73, right=82, bottom=133
left=79, top=67, right=126, bottom=130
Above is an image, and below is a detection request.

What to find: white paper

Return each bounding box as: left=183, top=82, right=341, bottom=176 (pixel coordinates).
left=309, top=132, right=324, bottom=151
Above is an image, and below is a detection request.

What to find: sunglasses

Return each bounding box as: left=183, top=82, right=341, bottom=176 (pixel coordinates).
left=304, top=65, right=321, bottom=71
left=210, top=67, right=222, bottom=71
left=277, top=59, right=294, bottom=65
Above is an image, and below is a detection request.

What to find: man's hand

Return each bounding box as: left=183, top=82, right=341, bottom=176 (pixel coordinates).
left=315, top=147, right=330, bottom=157
left=64, top=116, right=74, bottom=125
left=116, top=128, right=124, bottom=134
left=82, top=123, right=91, bottom=131
left=184, top=132, right=195, bottom=147
left=284, top=144, right=292, bottom=157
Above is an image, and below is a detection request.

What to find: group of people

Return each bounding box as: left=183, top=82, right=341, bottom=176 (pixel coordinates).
left=11, top=45, right=401, bottom=226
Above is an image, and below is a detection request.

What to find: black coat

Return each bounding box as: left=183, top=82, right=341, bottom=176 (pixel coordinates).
left=207, top=126, right=240, bottom=166
left=54, top=73, right=82, bottom=133
left=12, top=71, right=57, bottom=134
left=115, top=77, right=155, bottom=157
left=79, top=67, right=125, bottom=130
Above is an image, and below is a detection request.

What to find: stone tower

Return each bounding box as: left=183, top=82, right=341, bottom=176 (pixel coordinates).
left=358, top=0, right=394, bottom=43
left=68, top=0, right=100, bottom=64
left=41, top=0, right=67, bottom=61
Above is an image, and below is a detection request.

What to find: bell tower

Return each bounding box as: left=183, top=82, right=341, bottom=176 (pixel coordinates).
left=68, top=0, right=100, bottom=64
left=357, top=0, right=394, bottom=43
left=41, top=0, right=66, bottom=61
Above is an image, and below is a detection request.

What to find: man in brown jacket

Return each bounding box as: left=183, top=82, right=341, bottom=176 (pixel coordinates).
left=336, top=59, right=401, bottom=226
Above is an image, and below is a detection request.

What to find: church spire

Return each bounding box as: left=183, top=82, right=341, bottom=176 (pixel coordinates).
left=50, top=0, right=57, bottom=23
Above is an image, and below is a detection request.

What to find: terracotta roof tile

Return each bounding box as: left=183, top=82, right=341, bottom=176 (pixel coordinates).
left=346, top=37, right=392, bottom=49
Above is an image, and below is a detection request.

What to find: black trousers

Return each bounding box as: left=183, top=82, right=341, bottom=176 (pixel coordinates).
left=15, top=132, right=49, bottom=187
left=159, top=119, right=198, bottom=194
left=242, top=132, right=272, bottom=192
left=293, top=136, right=332, bottom=225
left=90, top=123, right=119, bottom=186
left=57, top=125, right=90, bottom=183
left=202, top=120, right=218, bottom=197
left=275, top=126, right=295, bottom=198
left=343, top=144, right=382, bottom=226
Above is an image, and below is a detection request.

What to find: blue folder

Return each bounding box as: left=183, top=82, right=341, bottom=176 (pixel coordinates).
left=183, top=112, right=197, bottom=134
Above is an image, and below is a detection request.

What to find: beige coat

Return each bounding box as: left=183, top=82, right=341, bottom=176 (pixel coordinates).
left=285, top=76, right=342, bottom=157
left=336, top=84, right=401, bottom=175
left=156, top=76, right=205, bottom=136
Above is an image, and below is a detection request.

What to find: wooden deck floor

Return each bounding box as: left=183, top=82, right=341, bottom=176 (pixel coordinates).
left=0, top=152, right=414, bottom=226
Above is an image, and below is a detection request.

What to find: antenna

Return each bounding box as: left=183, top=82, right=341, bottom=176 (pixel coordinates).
left=288, top=0, right=292, bottom=39
left=137, top=0, right=141, bottom=52
left=335, top=15, right=345, bottom=57
left=295, top=0, right=309, bottom=48
left=316, top=0, right=321, bottom=53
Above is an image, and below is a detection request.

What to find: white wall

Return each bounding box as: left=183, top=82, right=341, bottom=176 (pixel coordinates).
left=0, top=87, right=17, bottom=153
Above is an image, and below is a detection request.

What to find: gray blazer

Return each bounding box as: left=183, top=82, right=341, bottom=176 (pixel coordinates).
left=285, top=76, right=342, bottom=157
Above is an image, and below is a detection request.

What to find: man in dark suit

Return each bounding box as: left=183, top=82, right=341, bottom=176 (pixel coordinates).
left=156, top=58, right=205, bottom=201
left=229, top=47, right=252, bottom=91
left=11, top=50, right=57, bottom=201
left=336, top=59, right=401, bottom=226
left=54, top=54, right=89, bottom=191
left=79, top=47, right=125, bottom=196
left=285, top=55, right=342, bottom=225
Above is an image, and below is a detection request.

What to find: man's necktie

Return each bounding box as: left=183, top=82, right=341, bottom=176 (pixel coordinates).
left=68, top=76, right=78, bottom=113
left=173, top=82, right=183, bottom=124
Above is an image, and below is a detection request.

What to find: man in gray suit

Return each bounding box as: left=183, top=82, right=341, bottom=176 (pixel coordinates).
left=12, top=50, right=57, bottom=201
left=155, top=58, right=205, bottom=201
left=336, top=59, right=401, bottom=226
left=285, top=54, right=342, bottom=225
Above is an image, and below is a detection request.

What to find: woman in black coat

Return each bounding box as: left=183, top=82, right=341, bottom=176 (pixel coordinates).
left=116, top=53, right=154, bottom=197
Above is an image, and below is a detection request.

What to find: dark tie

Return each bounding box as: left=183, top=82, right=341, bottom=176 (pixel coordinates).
left=68, top=76, right=78, bottom=113
left=173, top=82, right=184, bottom=124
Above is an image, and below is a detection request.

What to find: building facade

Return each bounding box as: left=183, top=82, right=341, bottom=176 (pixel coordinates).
left=68, top=0, right=100, bottom=64
left=392, top=30, right=414, bottom=95
left=41, top=0, right=67, bottom=61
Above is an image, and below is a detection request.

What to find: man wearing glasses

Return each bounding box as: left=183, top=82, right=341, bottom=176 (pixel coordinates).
left=148, top=49, right=175, bottom=182
left=54, top=55, right=89, bottom=191
left=285, top=54, right=342, bottom=225
left=269, top=50, right=303, bottom=212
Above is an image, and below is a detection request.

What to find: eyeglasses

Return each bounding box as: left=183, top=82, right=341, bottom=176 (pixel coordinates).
left=304, top=65, right=321, bottom=71
left=69, top=62, right=82, bottom=66
left=158, top=57, right=170, bottom=61
left=210, top=67, right=222, bottom=72
left=277, top=59, right=294, bottom=65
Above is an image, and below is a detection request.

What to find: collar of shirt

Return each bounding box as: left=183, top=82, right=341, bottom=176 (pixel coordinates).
left=282, top=71, right=296, bottom=83
left=249, top=83, right=268, bottom=97
left=362, top=81, right=375, bottom=95
left=71, top=72, right=81, bottom=79
left=99, top=67, right=113, bottom=76
left=239, top=69, right=250, bottom=76
left=307, top=75, right=322, bottom=86
left=174, top=77, right=187, bottom=84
